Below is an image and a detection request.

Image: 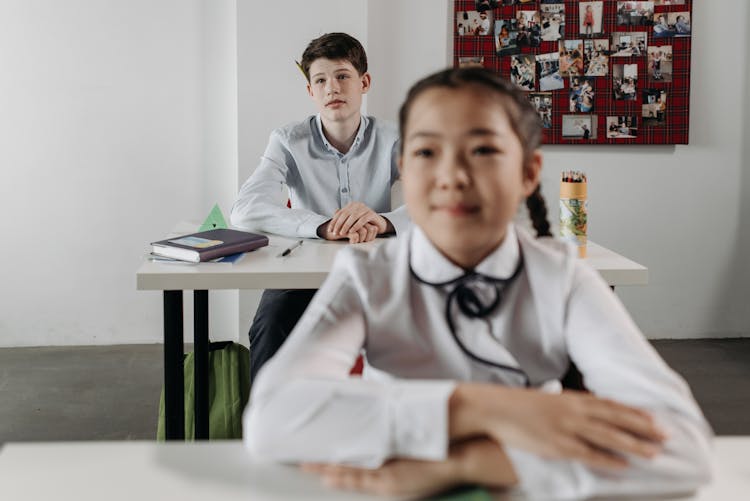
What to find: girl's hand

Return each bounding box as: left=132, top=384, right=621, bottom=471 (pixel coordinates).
left=302, top=438, right=519, bottom=498
left=301, top=457, right=458, bottom=498
left=495, top=389, right=666, bottom=468
left=450, top=385, right=668, bottom=470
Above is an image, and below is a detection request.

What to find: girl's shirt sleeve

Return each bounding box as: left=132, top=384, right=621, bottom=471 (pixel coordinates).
left=242, top=247, right=455, bottom=467
left=505, top=261, right=713, bottom=499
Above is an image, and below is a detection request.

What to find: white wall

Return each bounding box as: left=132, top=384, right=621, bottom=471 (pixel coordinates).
left=238, top=0, right=750, bottom=340
left=536, top=0, right=750, bottom=338
left=0, top=0, right=747, bottom=347
left=0, top=0, right=237, bottom=346
left=200, top=0, right=240, bottom=343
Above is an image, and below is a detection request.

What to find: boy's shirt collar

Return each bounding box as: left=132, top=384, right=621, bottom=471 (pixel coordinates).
left=315, top=114, right=367, bottom=156
left=410, top=224, right=521, bottom=283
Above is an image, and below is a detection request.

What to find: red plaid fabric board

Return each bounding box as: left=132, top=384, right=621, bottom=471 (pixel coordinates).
left=453, top=0, right=692, bottom=144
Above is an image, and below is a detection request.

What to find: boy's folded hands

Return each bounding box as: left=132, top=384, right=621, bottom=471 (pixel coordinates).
left=318, top=202, right=393, bottom=243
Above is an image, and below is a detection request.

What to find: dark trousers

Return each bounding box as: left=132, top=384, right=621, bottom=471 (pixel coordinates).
left=248, top=289, right=316, bottom=382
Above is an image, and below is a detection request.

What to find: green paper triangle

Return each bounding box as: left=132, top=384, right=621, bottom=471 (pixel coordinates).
left=199, top=203, right=228, bottom=232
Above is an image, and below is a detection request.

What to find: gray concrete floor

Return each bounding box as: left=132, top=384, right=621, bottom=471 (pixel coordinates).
left=0, top=339, right=748, bottom=443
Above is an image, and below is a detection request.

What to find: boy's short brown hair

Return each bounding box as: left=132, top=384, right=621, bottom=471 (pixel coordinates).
left=300, top=32, right=368, bottom=81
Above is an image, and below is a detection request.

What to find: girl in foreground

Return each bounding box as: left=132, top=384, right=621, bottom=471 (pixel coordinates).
left=244, top=68, right=712, bottom=499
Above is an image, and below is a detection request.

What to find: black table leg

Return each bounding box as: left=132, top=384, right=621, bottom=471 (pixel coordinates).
left=194, top=290, right=209, bottom=440
left=163, top=290, right=185, bottom=440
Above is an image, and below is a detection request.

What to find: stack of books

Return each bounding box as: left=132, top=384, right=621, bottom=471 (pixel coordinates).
left=150, top=228, right=268, bottom=263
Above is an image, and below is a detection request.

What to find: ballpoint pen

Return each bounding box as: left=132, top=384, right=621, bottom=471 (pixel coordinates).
left=278, top=240, right=303, bottom=257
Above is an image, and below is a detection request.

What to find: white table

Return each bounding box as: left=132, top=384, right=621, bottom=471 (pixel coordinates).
left=136, top=230, right=648, bottom=440
left=0, top=437, right=744, bottom=500
left=137, top=234, right=648, bottom=291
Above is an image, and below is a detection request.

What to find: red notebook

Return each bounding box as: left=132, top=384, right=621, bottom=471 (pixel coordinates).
left=151, top=228, right=268, bottom=263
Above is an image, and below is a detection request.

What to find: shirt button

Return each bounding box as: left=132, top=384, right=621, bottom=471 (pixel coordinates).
left=341, top=188, right=348, bottom=193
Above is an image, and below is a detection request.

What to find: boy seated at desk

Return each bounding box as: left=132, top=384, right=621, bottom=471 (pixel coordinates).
left=230, top=32, right=409, bottom=382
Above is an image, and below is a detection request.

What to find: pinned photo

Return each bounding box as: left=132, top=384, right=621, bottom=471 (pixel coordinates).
left=562, top=115, right=597, bottom=140
left=559, top=40, right=584, bottom=77
left=613, top=63, right=638, bottom=101
left=642, top=89, right=667, bottom=126
left=616, top=2, right=654, bottom=27
left=569, top=77, right=596, bottom=113
left=529, top=92, right=553, bottom=129
left=648, top=45, right=672, bottom=82
left=516, top=10, right=542, bottom=48
left=475, top=0, right=499, bottom=11
left=606, top=116, right=638, bottom=138
left=654, top=12, right=691, bottom=37
left=495, top=19, right=521, bottom=56
left=669, top=12, right=691, bottom=36
left=457, top=10, right=494, bottom=36
left=510, top=54, right=535, bottom=91
left=611, top=32, right=647, bottom=57
left=584, top=39, right=609, bottom=76
left=458, top=56, right=485, bottom=68
left=537, top=52, right=564, bottom=91
left=579, top=2, right=604, bottom=37
left=540, top=4, right=565, bottom=42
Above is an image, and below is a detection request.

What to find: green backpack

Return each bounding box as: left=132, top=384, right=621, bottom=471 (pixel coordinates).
left=157, top=341, right=250, bottom=440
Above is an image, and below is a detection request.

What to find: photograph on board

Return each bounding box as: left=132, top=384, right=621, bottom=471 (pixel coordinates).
left=475, top=0, right=499, bottom=11
left=559, top=40, right=584, bottom=77
left=457, top=10, right=494, bottom=36
left=495, top=19, right=521, bottom=56
left=616, top=2, right=654, bottom=27
left=613, top=63, right=638, bottom=101
left=669, top=12, right=691, bottom=36
left=562, top=114, right=597, bottom=140
left=529, top=92, right=553, bottom=129
left=458, top=56, right=485, bottom=68
left=579, top=1, right=604, bottom=37
left=642, top=89, right=667, bottom=126
left=510, top=54, right=535, bottom=91
left=540, top=3, right=565, bottom=42
left=648, top=45, right=672, bottom=82
left=584, top=39, right=610, bottom=76
left=536, top=52, right=564, bottom=91
left=516, top=10, right=541, bottom=48
left=611, top=32, right=647, bottom=57
left=569, top=77, right=596, bottom=113
left=606, top=116, right=638, bottom=138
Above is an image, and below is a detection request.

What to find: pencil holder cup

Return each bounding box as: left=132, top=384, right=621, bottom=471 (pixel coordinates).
left=560, top=180, right=588, bottom=258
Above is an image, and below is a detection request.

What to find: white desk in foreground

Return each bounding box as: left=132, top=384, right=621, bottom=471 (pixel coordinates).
left=136, top=234, right=648, bottom=440
left=0, top=437, right=744, bottom=501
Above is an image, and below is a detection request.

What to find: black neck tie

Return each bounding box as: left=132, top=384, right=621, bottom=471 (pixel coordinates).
left=410, top=254, right=530, bottom=386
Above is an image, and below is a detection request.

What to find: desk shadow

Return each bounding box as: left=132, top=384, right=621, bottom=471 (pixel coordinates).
left=152, top=442, right=384, bottom=500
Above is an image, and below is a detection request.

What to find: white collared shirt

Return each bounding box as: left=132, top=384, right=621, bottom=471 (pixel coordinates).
left=244, top=225, right=713, bottom=499
left=230, top=114, right=409, bottom=238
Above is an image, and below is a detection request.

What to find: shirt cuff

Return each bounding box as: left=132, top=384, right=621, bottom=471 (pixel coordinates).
left=504, top=447, right=592, bottom=499
left=388, top=380, right=456, bottom=461
left=297, top=214, right=331, bottom=239
left=380, top=207, right=411, bottom=236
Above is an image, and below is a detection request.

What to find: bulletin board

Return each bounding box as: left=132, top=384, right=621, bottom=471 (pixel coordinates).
left=453, top=1, right=693, bottom=144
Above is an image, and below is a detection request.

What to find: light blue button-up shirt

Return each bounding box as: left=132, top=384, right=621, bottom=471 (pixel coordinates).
left=230, top=114, right=409, bottom=239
